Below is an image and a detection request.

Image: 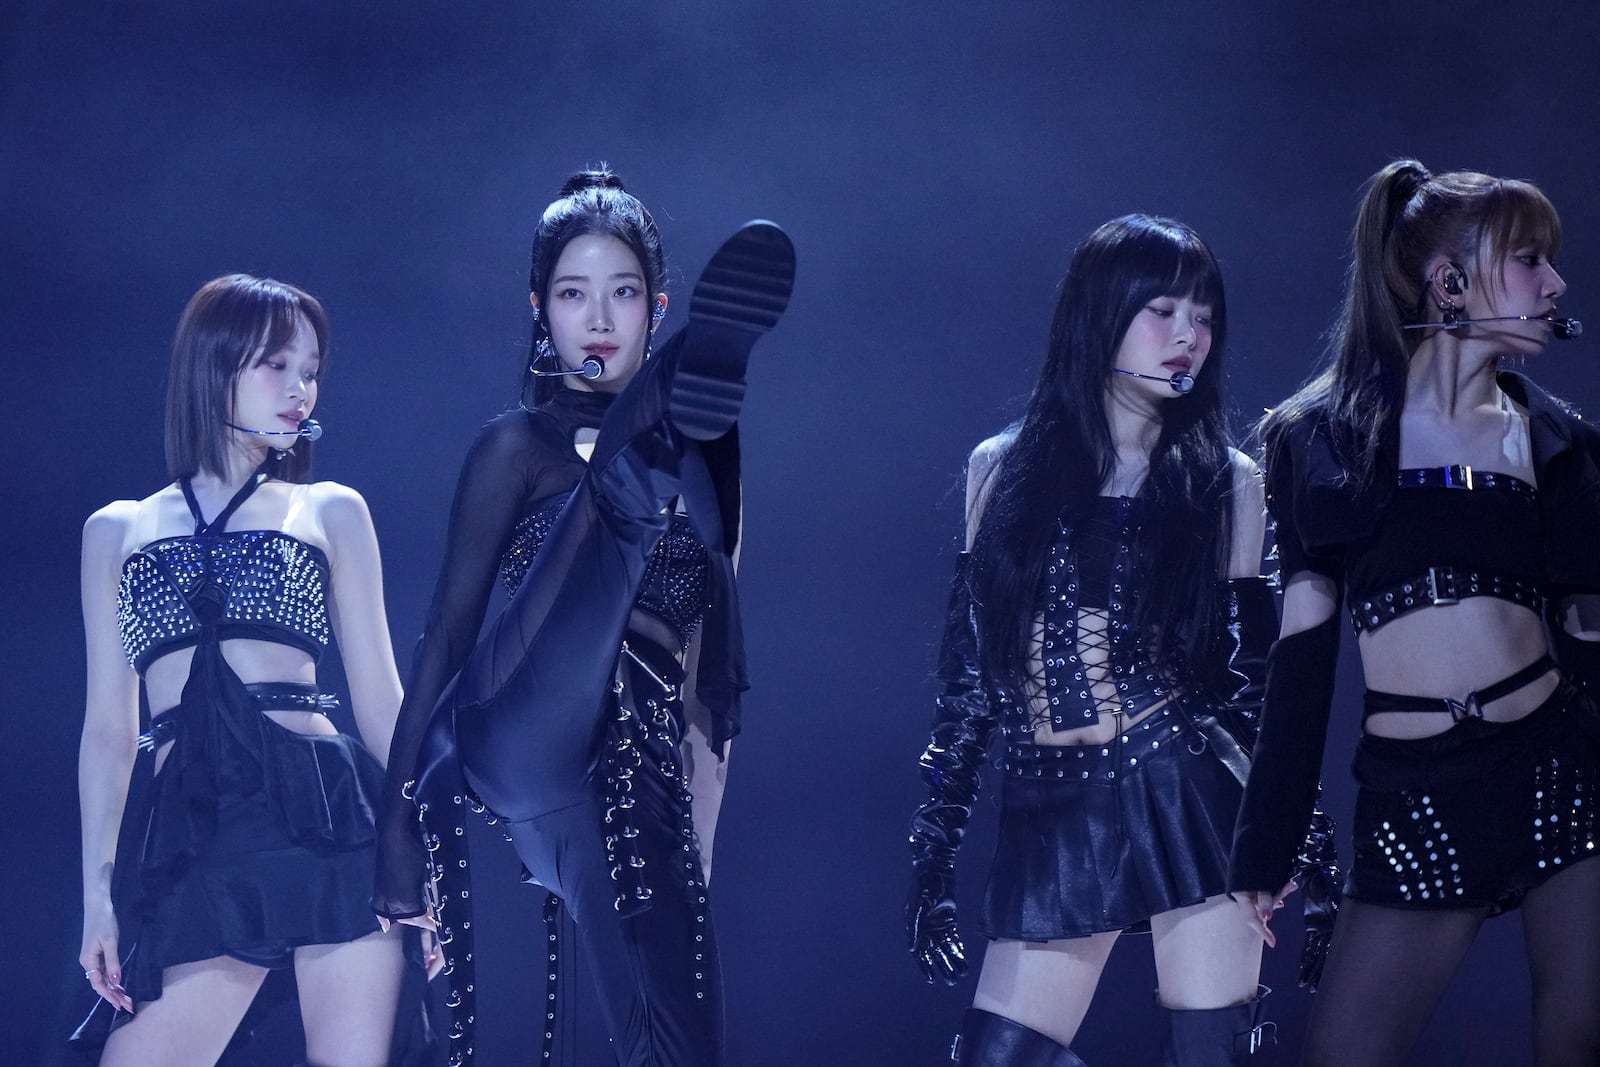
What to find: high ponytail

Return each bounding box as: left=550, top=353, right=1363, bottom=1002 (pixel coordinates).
left=1260, top=159, right=1561, bottom=490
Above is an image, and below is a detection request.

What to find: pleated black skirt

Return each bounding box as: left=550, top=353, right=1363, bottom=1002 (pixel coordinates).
left=980, top=699, right=1245, bottom=941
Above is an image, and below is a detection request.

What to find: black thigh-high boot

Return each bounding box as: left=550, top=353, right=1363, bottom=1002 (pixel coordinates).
left=953, top=1008, right=1088, bottom=1066
left=1158, top=986, right=1275, bottom=1066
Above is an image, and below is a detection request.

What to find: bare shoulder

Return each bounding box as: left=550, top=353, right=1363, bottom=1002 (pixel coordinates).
left=306, top=480, right=375, bottom=536
left=964, top=429, right=1016, bottom=545
left=82, top=499, right=138, bottom=561
left=1227, top=448, right=1264, bottom=497
left=967, top=430, right=1015, bottom=501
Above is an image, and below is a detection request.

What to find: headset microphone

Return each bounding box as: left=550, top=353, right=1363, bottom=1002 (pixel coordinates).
left=531, top=357, right=605, bottom=379
left=227, top=418, right=324, bottom=440
left=1114, top=368, right=1196, bottom=394
left=1403, top=313, right=1583, bottom=340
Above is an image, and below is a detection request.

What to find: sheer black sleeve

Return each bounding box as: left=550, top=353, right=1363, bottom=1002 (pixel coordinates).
left=372, top=410, right=571, bottom=918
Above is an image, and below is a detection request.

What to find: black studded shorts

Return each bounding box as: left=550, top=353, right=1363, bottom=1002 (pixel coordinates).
left=1348, top=682, right=1600, bottom=912
left=980, top=698, right=1245, bottom=941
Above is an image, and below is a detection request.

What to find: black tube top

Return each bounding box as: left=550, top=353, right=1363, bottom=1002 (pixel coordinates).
left=1346, top=467, right=1544, bottom=633
left=117, top=530, right=331, bottom=673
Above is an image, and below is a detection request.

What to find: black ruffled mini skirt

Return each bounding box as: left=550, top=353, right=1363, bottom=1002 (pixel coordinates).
left=980, top=698, right=1245, bottom=941
left=1348, top=681, right=1600, bottom=912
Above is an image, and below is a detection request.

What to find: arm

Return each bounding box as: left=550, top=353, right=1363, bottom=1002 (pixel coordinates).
left=78, top=505, right=138, bottom=1011
left=905, top=436, right=1007, bottom=985
left=1224, top=449, right=1268, bottom=581
left=318, top=483, right=405, bottom=764
left=1229, top=571, right=1340, bottom=944
left=372, top=416, right=538, bottom=919
left=1554, top=594, right=1600, bottom=688
left=1227, top=425, right=1346, bottom=943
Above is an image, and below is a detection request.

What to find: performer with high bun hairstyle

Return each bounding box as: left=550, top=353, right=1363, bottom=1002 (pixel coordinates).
left=371, top=170, right=794, bottom=1066
left=76, top=274, right=409, bottom=1066
left=1230, top=159, right=1600, bottom=1066
left=906, top=216, right=1328, bottom=1065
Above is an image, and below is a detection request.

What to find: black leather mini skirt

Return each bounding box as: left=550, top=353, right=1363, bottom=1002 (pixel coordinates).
left=980, top=697, right=1245, bottom=941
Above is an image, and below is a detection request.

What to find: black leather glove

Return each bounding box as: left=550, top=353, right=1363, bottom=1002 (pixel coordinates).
left=907, top=553, right=997, bottom=985
left=1295, top=801, right=1340, bottom=991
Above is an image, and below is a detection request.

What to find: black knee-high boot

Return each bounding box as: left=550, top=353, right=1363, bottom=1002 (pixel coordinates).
left=952, top=1008, right=1088, bottom=1066
left=1158, top=986, right=1275, bottom=1066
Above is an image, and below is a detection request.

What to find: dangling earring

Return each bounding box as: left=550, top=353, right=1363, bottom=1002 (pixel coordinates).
left=643, top=299, right=666, bottom=362
left=1435, top=292, right=1461, bottom=328
left=533, top=336, right=557, bottom=372
left=529, top=303, right=564, bottom=375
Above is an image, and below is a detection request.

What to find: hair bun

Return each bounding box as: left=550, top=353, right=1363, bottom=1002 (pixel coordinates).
left=1385, top=159, right=1431, bottom=208
left=558, top=169, right=627, bottom=198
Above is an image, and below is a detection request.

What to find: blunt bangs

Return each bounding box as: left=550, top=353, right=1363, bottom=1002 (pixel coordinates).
left=1483, top=179, right=1563, bottom=263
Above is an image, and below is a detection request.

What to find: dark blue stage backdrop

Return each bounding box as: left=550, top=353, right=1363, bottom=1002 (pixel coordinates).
left=5, top=3, right=1598, bottom=1064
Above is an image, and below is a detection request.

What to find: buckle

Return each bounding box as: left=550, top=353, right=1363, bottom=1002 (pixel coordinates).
left=1247, top=1021, right=1280, bottom=1054
left=1426, top=566, right=1459, bottom=605
left=1443, top=690, right=1484, bottom=722
left=1441, top=464, right=1475, bottom=489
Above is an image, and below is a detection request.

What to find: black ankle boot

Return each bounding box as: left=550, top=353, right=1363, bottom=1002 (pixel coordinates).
left=1158, top=985, right=1275, bottom=1066
left=951, top=1008, right=1088, bottom=1066
left=670, top=220, right=795, bottom=440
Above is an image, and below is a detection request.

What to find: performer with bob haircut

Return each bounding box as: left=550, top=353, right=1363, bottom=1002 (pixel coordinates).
left=76, top=274, right=411, bottom=1067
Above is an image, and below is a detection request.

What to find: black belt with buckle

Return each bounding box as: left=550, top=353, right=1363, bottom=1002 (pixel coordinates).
left=1350, top=565, right=1544, bottom=634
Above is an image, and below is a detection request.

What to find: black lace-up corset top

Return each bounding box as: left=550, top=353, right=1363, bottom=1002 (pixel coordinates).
left=500, top=493, right=711, bottom=646
left=1347, top=466, right=1545, bottom=633
left=117, top=530, right=331, bottom=673
left=1030, top=496, right=1176, bottom=732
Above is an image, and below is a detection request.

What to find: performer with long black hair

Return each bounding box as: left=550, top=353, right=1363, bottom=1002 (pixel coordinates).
left=371, top=170, right=794, bottom=1066
left=1230, top=159, right=1600, bottom=1066
left=907, top=215, right=1318, bottom=1065
left=77, top=274, right=409, bottom=1067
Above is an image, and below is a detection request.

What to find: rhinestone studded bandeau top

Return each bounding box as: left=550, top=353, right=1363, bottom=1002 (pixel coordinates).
left=500, top=494, right=711, bottom=646
left=117, top=530, right=332, bottom=673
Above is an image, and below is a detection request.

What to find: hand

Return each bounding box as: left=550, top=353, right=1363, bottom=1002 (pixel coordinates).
left=1232, top=879, right=1295, bottom=949
left=377, top=906, right=445, bottom=981
left=906, top=870, right=968, bottom=985
left=80, top=900, right=133, bottom=1013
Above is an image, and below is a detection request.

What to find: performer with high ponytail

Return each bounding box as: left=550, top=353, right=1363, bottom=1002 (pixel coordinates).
left=906, top=216, right=1324, bottom=1065
left=1230, top=160, right=1600, bottom=1066
left=75, top=274, right=410, bottom=1066
left=371, top=170, right=794, bottom=1066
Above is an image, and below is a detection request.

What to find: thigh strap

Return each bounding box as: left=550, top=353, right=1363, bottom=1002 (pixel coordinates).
left=1363, top=654, right=1557, bottom=723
